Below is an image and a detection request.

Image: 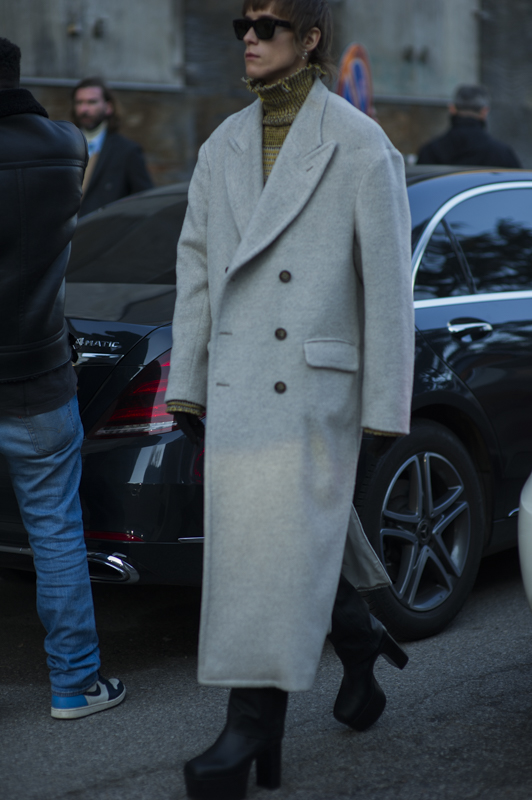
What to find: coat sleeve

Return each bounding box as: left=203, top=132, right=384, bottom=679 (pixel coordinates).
left=165, top=144, right=212, bottom=408
left=354, top=147, right=415, bottom=435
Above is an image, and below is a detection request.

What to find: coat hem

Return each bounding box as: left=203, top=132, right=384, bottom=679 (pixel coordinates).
left=198, top=676, right=314, bottom=692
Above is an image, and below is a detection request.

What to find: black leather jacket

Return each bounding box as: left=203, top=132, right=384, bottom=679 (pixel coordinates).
left=0, top=89, right=87, bottom=382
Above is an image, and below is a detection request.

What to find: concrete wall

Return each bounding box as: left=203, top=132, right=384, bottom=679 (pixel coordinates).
left=331, top=0, right=480, bottom=99
left=480, top=0, right=532, bottom=168
left=16, top=0, right=253, bottom=185
left=0, top=0, right=185, bottom=85
left=329, top=0, right=480, bottom=159
left=4, top=0, right=530, bottom=181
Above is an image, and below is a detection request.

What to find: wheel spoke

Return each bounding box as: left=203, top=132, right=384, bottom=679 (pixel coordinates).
left=383, top=456, right=423, bottom=524
left=380, top=527, right=418, bottom=546
left=405, top=546, right=454, bottom=611
left=433, top=501, right=470, bottom=577
left=380, top=528, right=418, bottom=599
left=431, top=485, right=464, bottom=517
left=422, top=454, right=435, bottom=517
left=433, top=500, right=469, bottom=537
left=424, top=453, right=464, bottom=518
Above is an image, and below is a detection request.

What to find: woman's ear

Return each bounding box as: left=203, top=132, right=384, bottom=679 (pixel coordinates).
left=304, top=26, right=321, bottom=54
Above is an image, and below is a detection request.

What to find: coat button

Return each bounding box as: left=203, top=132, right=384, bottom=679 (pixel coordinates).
left=279, top=270, right=291, bottom=283
left=275, top=328, right=287, bottom=340
left=275, top=381, right=287, bottom=394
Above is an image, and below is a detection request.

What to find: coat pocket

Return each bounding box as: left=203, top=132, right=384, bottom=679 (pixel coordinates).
left=304, top=339, right=359, bottom=372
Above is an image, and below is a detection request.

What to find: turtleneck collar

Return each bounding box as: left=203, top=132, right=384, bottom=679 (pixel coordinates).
left=245, top=63, right=324, bottom=126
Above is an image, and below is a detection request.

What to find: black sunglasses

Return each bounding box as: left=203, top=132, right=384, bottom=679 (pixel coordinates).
left=233, top=17, right=292, bottom=41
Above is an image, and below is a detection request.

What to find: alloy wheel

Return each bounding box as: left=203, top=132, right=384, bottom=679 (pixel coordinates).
left=378, top=451, right=471, bottom=613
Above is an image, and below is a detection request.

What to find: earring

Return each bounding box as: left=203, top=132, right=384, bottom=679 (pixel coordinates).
left=302, top=50, right=308, bottom=60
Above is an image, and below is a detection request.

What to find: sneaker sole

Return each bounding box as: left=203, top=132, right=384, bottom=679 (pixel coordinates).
left=51, top=687, right=126, bottom=719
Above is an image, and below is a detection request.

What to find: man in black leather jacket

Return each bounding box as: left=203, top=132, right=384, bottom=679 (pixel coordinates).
left=0, top=37, right=126, bottom=719
left=417, top=84, right=521, bottom=168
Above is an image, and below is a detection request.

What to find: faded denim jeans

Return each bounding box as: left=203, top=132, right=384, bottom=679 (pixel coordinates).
left=0, top=396, right=101, bottom=695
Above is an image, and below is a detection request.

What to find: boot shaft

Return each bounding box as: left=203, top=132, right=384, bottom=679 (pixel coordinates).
left=227, top=687, right=288, bottom=741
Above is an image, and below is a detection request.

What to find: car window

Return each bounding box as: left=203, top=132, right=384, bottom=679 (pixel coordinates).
left=444, top=188, right=532, bottom=294
left=67, top=193, right=187, bottom=285
left=414, top=222, right=470, bottom=300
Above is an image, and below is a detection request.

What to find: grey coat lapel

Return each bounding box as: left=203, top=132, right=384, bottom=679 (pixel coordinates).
left=227, top=79, right=336, bottom=277
left=225, top=101, right=264, bottom=239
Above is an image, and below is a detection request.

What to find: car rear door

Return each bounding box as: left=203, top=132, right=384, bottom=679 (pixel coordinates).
left=413, top=183, right=532, bottom=520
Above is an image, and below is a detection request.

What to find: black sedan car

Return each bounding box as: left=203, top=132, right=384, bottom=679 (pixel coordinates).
left=2, top=168, right=532, bottom=641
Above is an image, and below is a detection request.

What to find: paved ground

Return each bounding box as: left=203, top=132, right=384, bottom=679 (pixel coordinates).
left=1, top=548, right=532, bottom=800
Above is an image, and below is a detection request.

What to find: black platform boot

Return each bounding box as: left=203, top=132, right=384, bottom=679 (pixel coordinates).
left=328, top=574, right=408, bottom=731
left=184, top=687, right=288, bottom=800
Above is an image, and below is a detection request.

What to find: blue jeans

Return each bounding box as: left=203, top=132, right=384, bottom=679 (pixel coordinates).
left=0, top=396, right=100, bottom=695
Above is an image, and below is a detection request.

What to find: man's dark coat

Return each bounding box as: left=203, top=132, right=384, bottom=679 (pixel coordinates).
left=79, top=131, right=153, bottom=217
left=0, top=88, right=86, bottom=382
left=417, top=115, right=521, bottom=168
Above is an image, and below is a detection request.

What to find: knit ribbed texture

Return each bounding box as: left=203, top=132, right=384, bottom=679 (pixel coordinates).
left=166, top=399, right=205, bottom=416
left=246, top=64, right=323, bottom=182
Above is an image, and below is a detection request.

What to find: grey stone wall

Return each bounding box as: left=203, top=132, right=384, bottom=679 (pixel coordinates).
left=480, top=0, right=532, bottom=167
left=9, top=0, right=532, bottom=182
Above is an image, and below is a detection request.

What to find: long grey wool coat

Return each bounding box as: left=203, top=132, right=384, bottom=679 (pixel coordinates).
left=166, top=78, right=415, bottom=692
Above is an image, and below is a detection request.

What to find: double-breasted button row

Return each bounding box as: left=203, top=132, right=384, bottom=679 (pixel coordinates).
left=279, top=270, right=291, bottom=283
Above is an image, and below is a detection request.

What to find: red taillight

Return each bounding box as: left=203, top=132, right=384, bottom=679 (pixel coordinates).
left=88, top=351, right=179, bottom=438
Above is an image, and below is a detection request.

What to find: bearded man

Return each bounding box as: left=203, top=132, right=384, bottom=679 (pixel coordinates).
left=72, top=76, right=153, bottom=217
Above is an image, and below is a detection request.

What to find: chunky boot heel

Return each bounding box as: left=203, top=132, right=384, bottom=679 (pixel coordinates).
left=380, top=631, right=409, bottom=670
left=184, top=688, right=288, bottom=799
left=333, top=671, right=387, bottom=732
left=256, top=741, right=282, bottom=789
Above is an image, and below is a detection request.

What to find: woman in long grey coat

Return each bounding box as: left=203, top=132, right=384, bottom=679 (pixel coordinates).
left=166, top=2, right=415, bottom=798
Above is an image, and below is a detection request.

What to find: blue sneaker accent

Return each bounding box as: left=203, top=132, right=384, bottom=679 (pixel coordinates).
left=52, top=694, right=89, bottom=710
left=51, top=675, right=126, bottom=719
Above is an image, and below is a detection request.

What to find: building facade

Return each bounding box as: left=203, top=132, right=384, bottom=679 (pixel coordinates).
left=1, top=0, right=529, bottom=183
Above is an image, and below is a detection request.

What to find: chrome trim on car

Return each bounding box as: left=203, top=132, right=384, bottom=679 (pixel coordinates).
left=76, top=352, right=122, bottom=365
left=86, top=552, right=140, bottom=584
left=178, top=537, right=204, bottom=543
left=414, top=289, right=532, bottom=310
left=0, top=544, right=33, bottom=556
left=448, top=320, right=493, bottom=336
left=411, top=181, right=532, bottom=287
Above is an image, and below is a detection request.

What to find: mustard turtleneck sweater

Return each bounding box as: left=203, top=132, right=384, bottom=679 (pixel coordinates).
left=247, top=64, right=322, bottom=182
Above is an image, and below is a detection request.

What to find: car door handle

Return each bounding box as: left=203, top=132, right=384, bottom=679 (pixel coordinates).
left=447, top=319, right=493, bottom=339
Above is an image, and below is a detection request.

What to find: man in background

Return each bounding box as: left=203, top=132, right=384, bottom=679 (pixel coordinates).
left=417, top=84, right=521, bottom=168
left=0, top=37, right=125, bottom=718
left=72, top=76, right=153, bottom=217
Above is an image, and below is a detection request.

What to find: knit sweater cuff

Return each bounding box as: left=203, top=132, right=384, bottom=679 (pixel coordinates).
left=166, top=400, right=205, bottom=416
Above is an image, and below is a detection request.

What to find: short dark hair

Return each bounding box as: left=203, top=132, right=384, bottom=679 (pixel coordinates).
left=0, top=37, right=21, bottom=89
left=453, top=84, right=490, bottom=113
left=71, top=76, right=121, bottom=132
left=241, top=0, right=334, bottom=77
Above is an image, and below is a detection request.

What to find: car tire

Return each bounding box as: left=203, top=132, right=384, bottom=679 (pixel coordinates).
left=355, top=419, right=486, bottom=641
